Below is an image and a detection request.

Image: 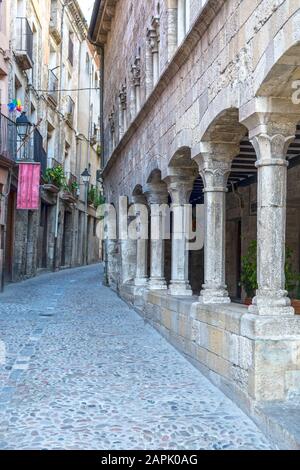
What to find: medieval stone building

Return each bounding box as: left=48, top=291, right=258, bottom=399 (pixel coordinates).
left=90, top=0, right=300, bottom=446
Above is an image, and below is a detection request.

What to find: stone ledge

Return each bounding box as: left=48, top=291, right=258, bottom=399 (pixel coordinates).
left=254, top=401, right=300, bottom=450
left=241, top=313, right=300, bottom=340
left=122, top=289, right=300, bottom=449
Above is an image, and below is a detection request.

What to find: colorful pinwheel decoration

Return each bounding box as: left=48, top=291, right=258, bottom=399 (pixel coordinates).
left=8, top=99, right=23, bottom=113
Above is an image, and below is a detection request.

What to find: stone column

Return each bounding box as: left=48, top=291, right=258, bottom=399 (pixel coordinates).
left=194, top=143, right=239, bottom=304
left=132, top=193, right=148, bottom=289
left=166, top=169, right=196, bottom=296
left=145, top=182, right=169, bottom=290
left=243, top=113, right=298, bottom=316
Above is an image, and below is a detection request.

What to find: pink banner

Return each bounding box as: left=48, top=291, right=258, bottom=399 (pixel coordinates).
left=17, top=163, right=41, bottom=210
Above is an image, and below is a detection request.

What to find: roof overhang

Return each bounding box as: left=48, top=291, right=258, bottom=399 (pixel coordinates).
left=88, top=0, right=118, bottom=45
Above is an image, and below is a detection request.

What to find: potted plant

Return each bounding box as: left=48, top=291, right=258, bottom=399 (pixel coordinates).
left=240, top=240, right=257, bottom=305
left=44, top=165, right=66, bottom=192
left=241, top=241, right=300, bottom=314
left=291, top=282, right=300, bottom=314
left=63, top=180, right=79, bottom=198
left=88, top=186, right=105, bottom=209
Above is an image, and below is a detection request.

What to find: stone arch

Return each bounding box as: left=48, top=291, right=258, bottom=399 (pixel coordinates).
left=253, top=17, right=300, bottom=99
left=197, top=108, right=247, bottom=150
left=167, top=128, right=193, bottom=167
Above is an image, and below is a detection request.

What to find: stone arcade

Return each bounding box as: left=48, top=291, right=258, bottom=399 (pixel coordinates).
left=89, top=0, right=300, bottom=447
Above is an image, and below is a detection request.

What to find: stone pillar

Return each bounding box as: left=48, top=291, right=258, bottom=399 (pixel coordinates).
left=145, top=182, right=169, bottom=290
left=194, top=143, right=239, bottom=304
left=166, top=169, right=196, bottom=296
left=132, top=193, right=148, bottom=289
left=243, top=113, right=299, bottom=316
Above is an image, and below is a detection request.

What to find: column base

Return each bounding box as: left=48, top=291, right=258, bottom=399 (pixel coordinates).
left=148, top=277, right=168, bottom=290
left=134, top=277, right=148, bottom=287
left=169, top=281, right=193, bottom=297
left=249, top=290, right=295, bottom=316
left=133, top=277, right=148, bottom=295
left=199, top=286, right=231, bottom=304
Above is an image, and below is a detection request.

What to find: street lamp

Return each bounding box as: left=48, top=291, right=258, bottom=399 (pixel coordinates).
left=81, top=168, right=91, bottom=185
left=81, top=168, right=91, bottom=266
left=16, top=112, right=32, bottom=141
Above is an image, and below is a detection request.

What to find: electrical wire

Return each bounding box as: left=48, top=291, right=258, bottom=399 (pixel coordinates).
left=34, top=87, right=100, bottom=92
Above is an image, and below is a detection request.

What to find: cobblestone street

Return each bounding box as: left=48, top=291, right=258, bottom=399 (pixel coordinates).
left=0, top=265, right=273, bottom=450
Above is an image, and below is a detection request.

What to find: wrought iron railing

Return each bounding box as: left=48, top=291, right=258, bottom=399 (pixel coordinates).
left=48, top=69, right=59, bottom=104
left=0, top=113, right=17, bottom=161
left=65, top=171, right=78, bottom=197
left=15, top=17, right=33, bottom=64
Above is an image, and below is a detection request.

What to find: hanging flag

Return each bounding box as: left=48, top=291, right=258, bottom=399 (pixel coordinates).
left=17, top=163, right=41, bottom=210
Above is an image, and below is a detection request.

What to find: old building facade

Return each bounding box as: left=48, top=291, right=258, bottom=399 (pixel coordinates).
left=90, top=0, right=300, bottom=443
left=0, top=0, right=102, bottom=288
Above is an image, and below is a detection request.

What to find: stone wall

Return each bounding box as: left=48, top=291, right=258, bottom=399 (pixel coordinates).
left=130, top=290, right=300, bottom=407
left=102, top=0, right=300, bottom=203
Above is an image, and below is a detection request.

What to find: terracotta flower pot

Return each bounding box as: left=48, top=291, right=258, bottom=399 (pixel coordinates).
left=291, top=299, right=300, bottom=315
left=244, top=298, right=252, bottom=306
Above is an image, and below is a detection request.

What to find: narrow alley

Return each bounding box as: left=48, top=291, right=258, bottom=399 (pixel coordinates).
left=0, top=265, right=273, bottom=450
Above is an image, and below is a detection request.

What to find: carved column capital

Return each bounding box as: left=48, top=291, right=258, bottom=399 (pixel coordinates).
left=165, top=169, right=197, bottom=204
left=132, top=193, right=147, bottom=205
left=131, top=56, right=141, bottom=87
left=193, top=142, right=238, bottom=191
left=147, top=16, right=160, bottom=53
left=242, top=111, right=299, bottom=166
left=145, top=182, right=168, bottom=205
left=200, top=161, right=232, bottom=193
left=119, top=84, right=127, bottom=111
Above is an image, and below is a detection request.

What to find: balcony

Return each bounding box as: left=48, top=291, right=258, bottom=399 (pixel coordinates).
left=0, top=113, right=17, bottom=164
left=34, top=129, right=47, bottom=175
left=48, top=70, right=59, bottom=105
left=63, top=172, right=79, bottom=201
left=49, top=2, right=62, bottom=45
left=65, top=96, right=75, bottom=127
left=15, top=17, right=33, bottom=70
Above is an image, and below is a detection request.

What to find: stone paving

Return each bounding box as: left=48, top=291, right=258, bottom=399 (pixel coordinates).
left=0, top=265, right=274, bottom=450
